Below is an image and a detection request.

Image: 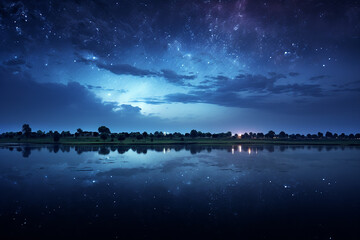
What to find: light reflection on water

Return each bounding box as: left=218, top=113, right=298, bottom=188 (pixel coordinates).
left=0, top=144, right=359, bottom=239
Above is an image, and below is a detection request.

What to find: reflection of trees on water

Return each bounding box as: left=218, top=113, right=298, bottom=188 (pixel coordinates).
left=1, top=144, right=358, bottom=158
left=98, top=147, right=110, bottom=155
left=22, top=146, right=31, bottom=157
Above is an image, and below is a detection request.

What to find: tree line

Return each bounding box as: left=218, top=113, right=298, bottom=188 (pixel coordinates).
left=0, top=124, right=359, bottom=142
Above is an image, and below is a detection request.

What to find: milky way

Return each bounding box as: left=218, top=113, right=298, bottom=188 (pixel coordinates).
left=0, top=0, right=359, bottom=133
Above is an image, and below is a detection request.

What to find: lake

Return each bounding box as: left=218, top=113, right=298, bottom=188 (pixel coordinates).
left=0, top=144, right=359, bottom=239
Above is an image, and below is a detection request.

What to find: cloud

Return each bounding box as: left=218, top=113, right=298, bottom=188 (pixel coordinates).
left=162, top=72, right=324, bottom=108
left=0, top=66, right=170, bottom=131
left=309, top=75, right=328, bottom=81
left=131, top=98, right=166, bottom=105
left=207, top=73, right=310, bottom=96
left=201, top=73, right=287, bottom=94
left=270, top=83, right=323, bottom=97
left=77, top=55, right=196, bottom=85
left=289, top=72, right=300, bottom=77
left=86, top=84, right=127, bottom=93
left=268, top=72, right=287, bottom=79
left=96, top=62, right=157, bottom=77
left=160, top=69, right=196, bottom=85
left=164, top=91, right=262, bottom=109
left=118, top=104, right=141, bottom=114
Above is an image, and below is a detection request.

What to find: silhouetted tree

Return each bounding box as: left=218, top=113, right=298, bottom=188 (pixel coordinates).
left=257, top=133, right=264, bottom=139
left=266, top=130, right=275, bottom=139
left=22, top=124, right=32, bottom=138
left=339, top=133, right=346, bottom=139
left=61, top=131, right=71, bottom=137
left=36, top=130, right=45, bottom=137
left=77, top=128, right=83, bottom=136
left=318, top=132, right=323, bottom=138
left=22, top=146, right=31, bottom=158
left=117, top=134, right=126, bottom=141
left=325, top=131, right=333, bottom=138
left=190, top=129, right=198, bottom=138
left=100, top=133, right=108, bottom=141
left=53, top=131, right=60, bottom=142
left=98, top=126, right=110, bottom=134
left=279, top=131, right=287, bottom=139
left=142, top=131, right=148, bottom=138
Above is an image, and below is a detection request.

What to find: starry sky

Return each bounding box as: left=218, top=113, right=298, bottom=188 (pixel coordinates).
left=1, top=0, right=359, bottom=134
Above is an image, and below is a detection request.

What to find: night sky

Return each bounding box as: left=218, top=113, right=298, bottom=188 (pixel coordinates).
left=1, top=0, right=359, bottom=134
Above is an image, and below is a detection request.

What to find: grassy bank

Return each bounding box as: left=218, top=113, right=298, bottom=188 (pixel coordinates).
left=1, top=137, right=359, bottom=146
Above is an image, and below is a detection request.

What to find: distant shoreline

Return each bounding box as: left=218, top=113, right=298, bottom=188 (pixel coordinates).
left=1, top=138, right=359, bottom=146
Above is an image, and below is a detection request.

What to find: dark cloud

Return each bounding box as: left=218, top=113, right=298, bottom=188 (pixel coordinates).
left=270, top=84, right=323, bottom=97
left=96, top=62, right=157, bottom=77
left=268, top=72, right=287, bottom=79
left=289, top=72, right=300, bottom=77
left=204, top=73, right=317, bottom=97
left=163, top=72, right=325, bottom=108
left=165, top=90, right=267, bottom=109
left=77, top=55, right=196, bottom=85
left=333, top=87, right=360, bottom=93
left=0, top=67, right=169, bottom=131
left=160, top=69, right=196, bottom=85
left=131, top=98, right=166, bottom=105
left=309, top=75, right=328, bottom=81
left=118, top=104, right=141, bottom=115
left=86, top=84, right=127, bottom=93
left=163, top=86, right=360, bottom=127
left=332, top=80, right=360, bottom=93
left=86, top=85, right=102, bottom=89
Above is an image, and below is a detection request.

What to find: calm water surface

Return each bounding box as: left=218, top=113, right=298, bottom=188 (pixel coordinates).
left=0, top=144, right=359, bottom=239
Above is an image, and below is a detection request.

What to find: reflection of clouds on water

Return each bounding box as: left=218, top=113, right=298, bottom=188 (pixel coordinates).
left=160, top=156, right=199, bottom=173
left=97, top=167, right=155, bottom=177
